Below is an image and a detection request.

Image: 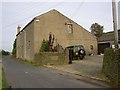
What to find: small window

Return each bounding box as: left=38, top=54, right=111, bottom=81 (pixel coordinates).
left=90, top=45, right=93, bottom=50
left=67, top=24, right=73, bottom=34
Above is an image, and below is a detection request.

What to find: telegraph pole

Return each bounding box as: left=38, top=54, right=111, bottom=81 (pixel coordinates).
left=112, top=0, right=119, bottom=48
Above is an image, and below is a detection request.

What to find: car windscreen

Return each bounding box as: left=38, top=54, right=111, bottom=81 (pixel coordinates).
left=74, top=46, right=80, bottom=52
left=80, top=46, right=84, bottom=49
left=74, top=46, right=84, bottom=52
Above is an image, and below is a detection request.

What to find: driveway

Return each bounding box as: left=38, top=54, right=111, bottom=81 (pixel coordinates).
left=45, top=55, right=109, bottom=83
left=68, top=55, right=105, bottom=79
left=2, top=55, right=105, bottom=88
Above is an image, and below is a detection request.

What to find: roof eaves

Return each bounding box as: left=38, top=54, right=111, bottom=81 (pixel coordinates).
left=16, top=18, right=35, bottom=36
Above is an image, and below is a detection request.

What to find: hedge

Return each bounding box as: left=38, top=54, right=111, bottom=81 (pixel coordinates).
left=102, top=48, right=120, bottom=87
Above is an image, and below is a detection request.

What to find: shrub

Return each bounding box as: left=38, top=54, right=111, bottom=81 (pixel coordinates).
left=12, top=39, right=16, bottom=55
left=1, top=50, right=10, bottom=55
left=39, top=39, right=48, bottom=52
left=102, top=48, right=120, bottom=87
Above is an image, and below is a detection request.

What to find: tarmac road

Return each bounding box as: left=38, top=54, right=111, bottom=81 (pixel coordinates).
left=2, top=56, right=106, bottom=88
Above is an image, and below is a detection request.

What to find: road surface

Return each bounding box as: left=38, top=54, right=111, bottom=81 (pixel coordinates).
left=2, top=56, right=105, bottom=88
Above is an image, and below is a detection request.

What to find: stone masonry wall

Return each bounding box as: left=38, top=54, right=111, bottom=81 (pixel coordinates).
left=35, top=52, right=69, bottom=65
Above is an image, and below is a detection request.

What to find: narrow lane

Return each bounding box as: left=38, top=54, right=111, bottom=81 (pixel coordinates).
left=2, top=56, right=104, bottom=88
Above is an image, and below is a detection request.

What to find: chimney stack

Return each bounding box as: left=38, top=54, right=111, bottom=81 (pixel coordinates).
left=17, top=25, right=21, bottom=34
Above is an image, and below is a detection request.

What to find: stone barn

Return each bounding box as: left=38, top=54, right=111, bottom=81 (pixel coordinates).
left=16, top=9, right=97, bottom=61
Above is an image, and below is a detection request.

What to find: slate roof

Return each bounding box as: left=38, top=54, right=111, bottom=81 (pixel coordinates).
left=98, top=30, right=120, bottom=42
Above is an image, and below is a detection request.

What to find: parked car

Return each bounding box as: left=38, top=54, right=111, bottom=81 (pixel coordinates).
left=66, top=45, right=86, bottom=60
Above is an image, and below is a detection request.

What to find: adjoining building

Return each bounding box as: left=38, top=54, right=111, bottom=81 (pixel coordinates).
left=16, top=9, right=97, bottom=61
left=98, top=30, right=120, bottom=54
left=98, top=1, right=120, bottom=55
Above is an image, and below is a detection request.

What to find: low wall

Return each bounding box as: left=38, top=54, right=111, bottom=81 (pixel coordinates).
left=102, top=48, right=120, bottom=87
left=35, top=52, right=69, bottom=65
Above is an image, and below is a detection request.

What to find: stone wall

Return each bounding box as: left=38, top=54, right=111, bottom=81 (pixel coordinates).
left=35, top=52, right=69, bottom=65
left=16, top=20, right=34, bottom=61
left=34, top=10, right=97, bottom=55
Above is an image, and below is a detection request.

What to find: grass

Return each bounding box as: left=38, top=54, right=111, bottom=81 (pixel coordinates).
left=0, top=59, right=9, bottom=89
left=12, top=56, right=41, bottom=67
left=2, top=66, right=9, bottom=89
left=0, top=63, right=2, bottom=90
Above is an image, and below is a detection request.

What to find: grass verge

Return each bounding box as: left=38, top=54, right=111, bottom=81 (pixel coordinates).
left=0, top=63, right=2, bottom=90
left=2, top=66, right=9, bottom=89
left=12, top=55, right=42, bottom=67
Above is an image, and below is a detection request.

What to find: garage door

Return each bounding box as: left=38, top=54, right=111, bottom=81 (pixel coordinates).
left=98, top=43, right=110, bottom=55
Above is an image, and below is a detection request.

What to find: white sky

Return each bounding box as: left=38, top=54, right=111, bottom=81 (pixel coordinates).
left=1, top=0, right=120, bottom=52
left=118, top=1, right=120, bottom=29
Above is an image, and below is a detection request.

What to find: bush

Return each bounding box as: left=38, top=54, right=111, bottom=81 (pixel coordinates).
left=0, top=52, right=2, bottom=58
left=1, top=50, right=9, bottom=56
left=102, top=48, right=120, bottom=87
left=12, top=39, right=16, bottom=55
left=39, top=39, right=48, bottom=52
left=12, top=48, right=16, bottom=55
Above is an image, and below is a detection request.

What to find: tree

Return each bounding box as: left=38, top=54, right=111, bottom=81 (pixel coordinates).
left=12, top=38, right=16, bottom=55
left=1, top=50, right=9, bottom=55
left=40, top=39, right=48, bottom=52
left=48, top=32, right=55, bottom=52
left=90, top=23, right=104, bottom=38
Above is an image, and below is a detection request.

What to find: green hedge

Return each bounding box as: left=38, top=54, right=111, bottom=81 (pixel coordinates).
left=1, top=50, right=9, bottom=56
left=102, top=48, right=120, bottom=87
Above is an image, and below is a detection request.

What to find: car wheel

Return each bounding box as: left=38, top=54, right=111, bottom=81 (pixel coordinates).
left=79, top=55, right=84, bottom=60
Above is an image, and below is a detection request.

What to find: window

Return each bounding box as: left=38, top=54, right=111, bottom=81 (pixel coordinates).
left=28, top=41, right=30, bottom=49
left=90, top=45, right=93, bottom=50
left=67, top=24, right=73, bottom=34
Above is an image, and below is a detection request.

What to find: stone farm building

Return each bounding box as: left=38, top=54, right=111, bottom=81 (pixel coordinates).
left=16, top=9, right=97, bottom=61
left=98, top=29, right=120, bottom=54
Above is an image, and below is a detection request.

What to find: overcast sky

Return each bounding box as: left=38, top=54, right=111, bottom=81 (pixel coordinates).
left=1, top=0, right=120, bottom=52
